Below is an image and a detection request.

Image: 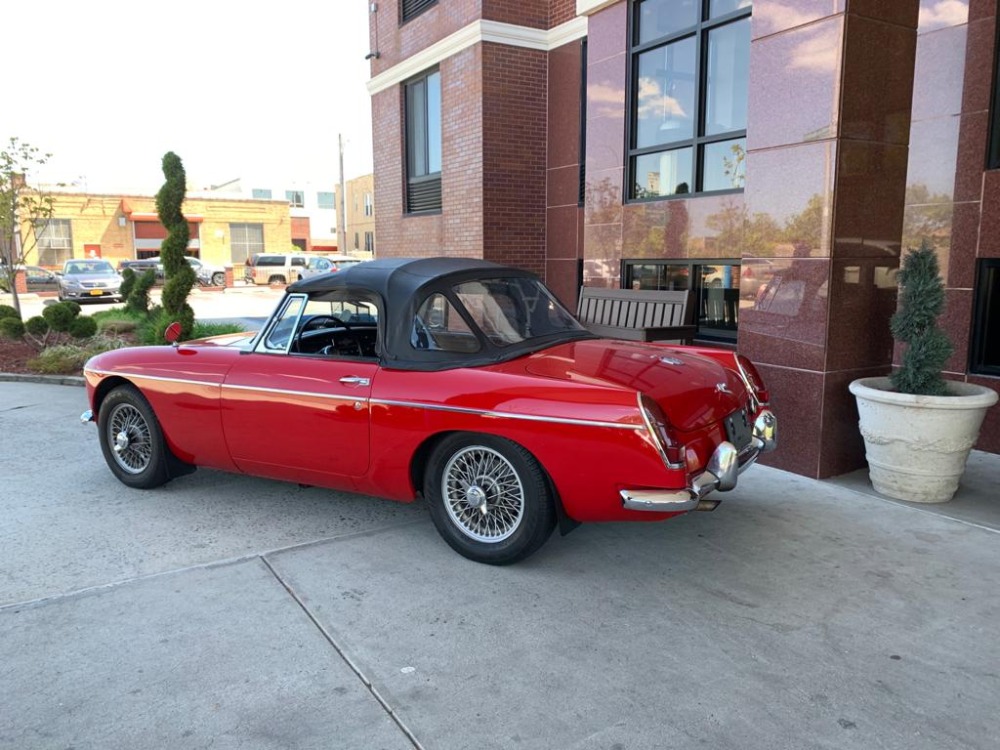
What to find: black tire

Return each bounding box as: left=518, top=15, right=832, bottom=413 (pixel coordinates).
left=97, top=384, right=171, bottom=489
left=211, top=272, right=225, bottom=286
left=424, top=434, right=556, bottom=565
left=268, top=275, right=287, bottom=285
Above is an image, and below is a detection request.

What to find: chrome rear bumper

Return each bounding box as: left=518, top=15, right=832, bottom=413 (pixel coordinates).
left=621, top=409, right=777, bottom=513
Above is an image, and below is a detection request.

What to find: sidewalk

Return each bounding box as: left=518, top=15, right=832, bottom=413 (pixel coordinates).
left=1, top=380, right=998, bottom=749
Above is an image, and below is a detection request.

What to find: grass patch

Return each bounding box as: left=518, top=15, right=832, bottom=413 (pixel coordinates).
left=191, top=321, right=246, bottom=338
left=91, top=309, right=143, bottom=334
left=27, top=336, right=127, bottom=375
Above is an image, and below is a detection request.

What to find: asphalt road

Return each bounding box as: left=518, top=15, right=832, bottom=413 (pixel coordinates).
left=1, top=381, right=999, bottom=749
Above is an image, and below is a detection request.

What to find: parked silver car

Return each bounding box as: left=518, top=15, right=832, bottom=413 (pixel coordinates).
left=58, top=259, right=124, bottom=303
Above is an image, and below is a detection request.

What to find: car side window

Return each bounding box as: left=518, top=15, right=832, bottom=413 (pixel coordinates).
left=413, top=293, right=481, bottom=353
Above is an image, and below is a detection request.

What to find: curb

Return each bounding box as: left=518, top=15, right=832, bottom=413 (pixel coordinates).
left=0, top=372, right=85, bottom=387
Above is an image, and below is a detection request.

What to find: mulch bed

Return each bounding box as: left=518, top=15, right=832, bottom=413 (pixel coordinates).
left=0, top=336, right=47, bottom=375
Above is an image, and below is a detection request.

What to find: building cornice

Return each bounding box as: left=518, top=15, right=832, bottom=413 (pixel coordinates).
left=366, top=17, right=588, bottom=95
left=576, top=0, right=620, bottom=15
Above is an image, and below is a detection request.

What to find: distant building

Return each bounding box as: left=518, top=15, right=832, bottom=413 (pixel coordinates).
left=23, top=190, right=292, bottom=270
left=204, top=179, right=339, bottom=253
left=345, top=174, right=376, bottom=256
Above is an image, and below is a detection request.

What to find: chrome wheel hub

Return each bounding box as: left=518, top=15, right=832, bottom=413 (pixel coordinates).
left=442, top=446, right=525, bottom=543
left=465, top=485, right=487, bottom=510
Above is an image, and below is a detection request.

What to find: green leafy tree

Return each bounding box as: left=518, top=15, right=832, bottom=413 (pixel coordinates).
left=156, top=152, right=196, bottom=339
left=0, top=138, right=57, bottom=318
left=889, top=240, right=954, bottom=396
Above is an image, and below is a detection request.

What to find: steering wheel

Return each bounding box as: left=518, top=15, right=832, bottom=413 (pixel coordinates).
left=291, top=315, right=340, bottom=353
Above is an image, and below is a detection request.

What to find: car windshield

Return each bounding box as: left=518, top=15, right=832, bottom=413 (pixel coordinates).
left=414, top=276, right=585, bottom=351
left=65, top=260, right=115, bottom=275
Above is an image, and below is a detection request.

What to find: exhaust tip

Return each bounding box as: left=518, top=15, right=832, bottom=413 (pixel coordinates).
left=695, top=499, right=720, bottom=512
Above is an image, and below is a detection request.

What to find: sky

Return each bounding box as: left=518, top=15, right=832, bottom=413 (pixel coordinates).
left=4, top=0, right=374, bottom=195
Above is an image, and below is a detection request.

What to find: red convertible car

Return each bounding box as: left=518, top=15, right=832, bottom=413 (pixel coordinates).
left=81, top=258, right=777, bottom=564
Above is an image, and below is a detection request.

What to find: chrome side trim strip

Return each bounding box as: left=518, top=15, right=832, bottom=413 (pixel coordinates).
left=370, top=398, right=643, bottom=431
left=85, top=369, right=219, bottom=389
left=221, top=382, right=362, bottom=404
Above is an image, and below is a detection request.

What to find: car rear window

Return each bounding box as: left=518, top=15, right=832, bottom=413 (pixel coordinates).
left=255, top=255, right=285, bottom=267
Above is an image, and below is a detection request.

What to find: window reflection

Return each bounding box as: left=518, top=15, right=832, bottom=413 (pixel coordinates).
left=635, top=39, right=696, bottom=148
left=705, top=18, right=750, bottom=136
left=633, top=149, right=693, bottom=198
left=637, top=0, right=698, bottom=44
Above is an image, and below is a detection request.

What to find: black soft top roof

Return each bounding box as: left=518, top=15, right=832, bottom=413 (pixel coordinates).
left=286, top=257, right=592, bottom=370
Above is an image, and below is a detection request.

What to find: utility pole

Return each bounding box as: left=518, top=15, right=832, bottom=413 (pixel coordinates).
left=337, top=134, right=347, bottom=254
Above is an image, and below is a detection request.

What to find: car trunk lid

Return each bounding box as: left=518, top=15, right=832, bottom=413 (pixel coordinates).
left=521, top=339, right=746, bottom=431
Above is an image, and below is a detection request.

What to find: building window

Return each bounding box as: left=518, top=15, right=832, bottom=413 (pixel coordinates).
left=35, top=219, right=73, bottom=266
left=365, top=231, right=374, bottom=253
left=364, top=192, right=373, bottom=216
left=354, top=232, right=360, bottom=250
left=627, top=0, right=751, bottom=200
left=252, top=188, right=272, bottom=199
left=405, top=69, right=442, bottom=213
left=317, top=191, right=335, bottom=209
left=623, top=258, right=741, bottom=340
left=285, top=190, right=305, bottom=208
left=971, top=259, right=1000, bottom=375
left=401, top=0, right=436, bottom=23
left=229, top=223, right=264, bottom=264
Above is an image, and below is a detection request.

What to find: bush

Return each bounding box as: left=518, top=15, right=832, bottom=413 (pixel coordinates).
left=25, top=316, right=48, bottom=337
left=191, top=321, right=245, bottom=338
left=889, top=241, right=954, bottom=396
left=0, top=304, right=19, bottom=321
left=125, top=269, right=156, bottom=315
left=42, top=301, right=79, bottom=332
left=0, top=316, right=25, bottom=339
left=26, top=336, right=126, bottom=374
left=119, top=267, right=137, bottom=302
left=69, top=316, right=98, bottom=339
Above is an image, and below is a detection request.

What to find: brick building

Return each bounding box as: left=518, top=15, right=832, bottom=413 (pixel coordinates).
left=26, top=192, right=293, bottom=271
left=345, top=174, right=377, bottom=255
left=367, top=0, right=1000, bottom=477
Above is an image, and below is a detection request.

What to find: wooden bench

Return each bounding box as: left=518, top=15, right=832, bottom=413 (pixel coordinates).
left=576, top=287, right=697, bottom=343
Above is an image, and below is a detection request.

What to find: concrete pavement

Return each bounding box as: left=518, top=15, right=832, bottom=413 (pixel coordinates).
left=1, top=380, right=998, bottom=749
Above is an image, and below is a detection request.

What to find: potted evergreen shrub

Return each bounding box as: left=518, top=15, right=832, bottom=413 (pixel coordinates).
left=848, top=241, right=998, bottom=503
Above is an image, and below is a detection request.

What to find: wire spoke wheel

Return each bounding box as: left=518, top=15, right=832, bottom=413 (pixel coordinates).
left=442, top=445, right=525, bottom=543
left=107, top=402, right=153, bottom=474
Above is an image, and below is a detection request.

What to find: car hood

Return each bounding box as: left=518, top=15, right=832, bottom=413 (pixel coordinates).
left=521, top=339, right=747, bottom=431
left=62, top=273, right=122, bottom=283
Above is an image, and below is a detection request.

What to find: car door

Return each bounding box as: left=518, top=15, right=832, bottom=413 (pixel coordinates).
left=220, top=293, right=379, bottom=482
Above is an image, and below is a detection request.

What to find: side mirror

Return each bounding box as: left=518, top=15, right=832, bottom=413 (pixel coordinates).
left=164, top=322, right=182, bottom=344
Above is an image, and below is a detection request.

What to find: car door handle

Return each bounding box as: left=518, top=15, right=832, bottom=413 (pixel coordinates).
left=339, top=376, right=370, bottom=387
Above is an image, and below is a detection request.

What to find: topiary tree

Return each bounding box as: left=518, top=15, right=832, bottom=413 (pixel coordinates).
left=69, top=316, right=98, bottom=339
left=119, top=267, right=137, bottom=301
left=22, top=300, right=88, bottom=349
left=0, top=304, right=19, bottom=321
left=889, top=240, right=954, bottom=396
left=156, top=152, right=196, bottom=339
left=125, top=269, right=156, bottom=316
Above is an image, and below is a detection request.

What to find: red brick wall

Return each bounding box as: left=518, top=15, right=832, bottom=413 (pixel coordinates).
left=549, top=0, right=578, bottom=26
left=373, top=46, right=484, bottom=258
left=483, top=0, right=548, bottom=28
left=482, top=43, right=548, bottom=275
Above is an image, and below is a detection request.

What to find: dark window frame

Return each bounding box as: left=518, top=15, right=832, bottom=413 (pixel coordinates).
left=622, top=257, right=742, bottom=341
left=404, top=68, right=443, bottom=214
left=970, top=258, right=1000, bottom=376
left=401, top=0, right=436, bottom=24
left=988, top=14, right=1000, bottom=169
left=625, top=0, right=751, bottom=202
left=285, top=190, right=305, bottom=208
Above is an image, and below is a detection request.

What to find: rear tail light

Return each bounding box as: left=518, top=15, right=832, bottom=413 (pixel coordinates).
left=736, top=355, right=770, bottom=405
left=639, top=395, right=686, bottom=470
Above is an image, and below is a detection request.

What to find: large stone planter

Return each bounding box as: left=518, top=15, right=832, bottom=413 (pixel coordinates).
left=849, top=377, right=998, bottom=503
